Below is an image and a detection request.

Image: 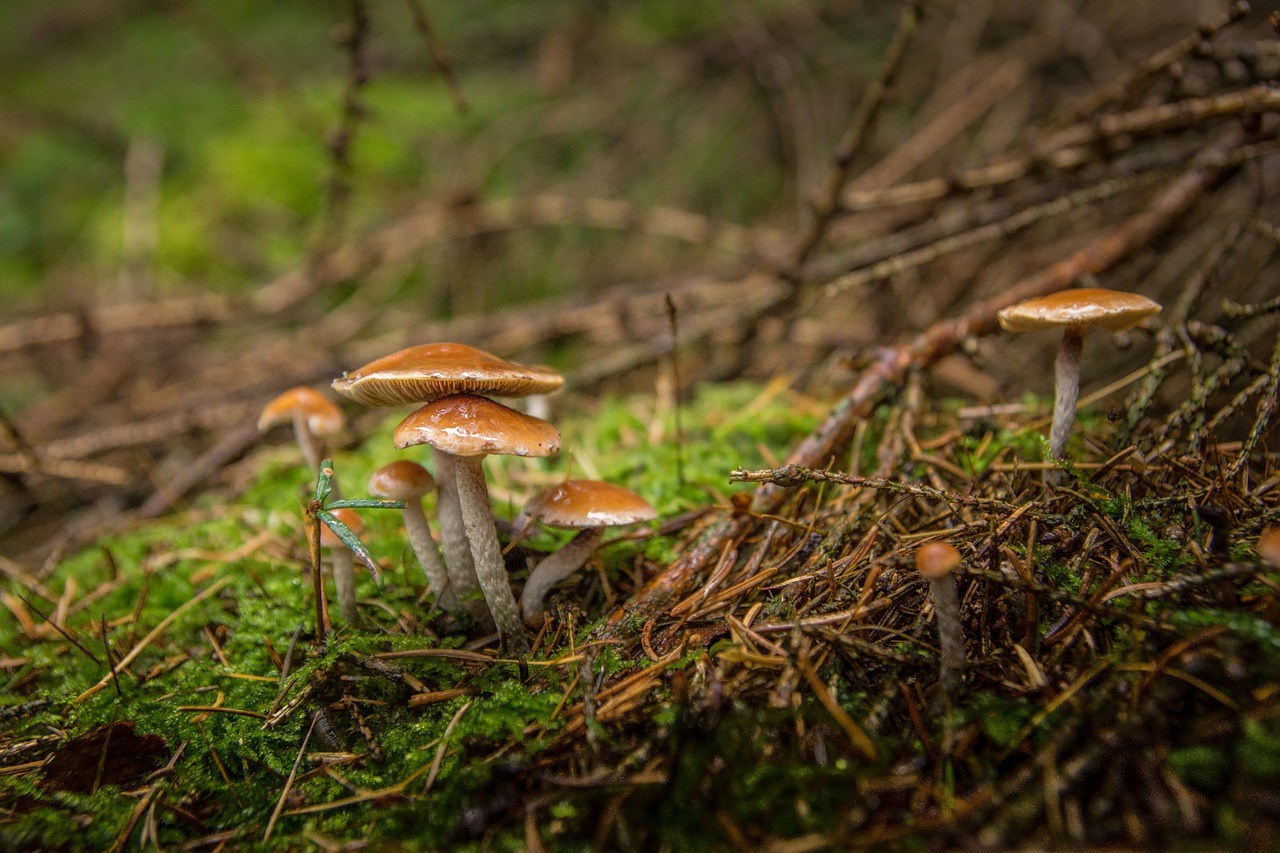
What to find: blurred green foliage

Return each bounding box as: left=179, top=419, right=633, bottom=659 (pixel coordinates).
left=0, top=0, right=827, bottom=310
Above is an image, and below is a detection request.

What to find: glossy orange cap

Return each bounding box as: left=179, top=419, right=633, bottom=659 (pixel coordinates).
left=333, top=342, right=563, bottom=407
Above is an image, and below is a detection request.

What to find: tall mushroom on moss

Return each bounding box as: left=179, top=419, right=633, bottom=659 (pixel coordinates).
left=394, top=394, right=561, bottom=655
left=368, top=460, right=454, bottom=611
left=331, top=343, right=564, bottom=631
left=518, top=480, right=656, bottom=625
left=998, top=288, right=1160, bottom=478
left=258, top=387, right=345, bottom=475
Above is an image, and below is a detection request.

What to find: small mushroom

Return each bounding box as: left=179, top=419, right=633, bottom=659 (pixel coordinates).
left=258, top=387, right=345, bottom=475
left=1258, top=526, right=1280, bottom=568
left=518, top=480, right=657, bottom=625
left=368, top=460, right=455, bottom=610
left=320, top=507, right=364, bottom=624
left=394, top=393, right=561, bottom=655
left=915, top=541, right=965, bottom=701
left=998, top=288, right=1160, bottom=479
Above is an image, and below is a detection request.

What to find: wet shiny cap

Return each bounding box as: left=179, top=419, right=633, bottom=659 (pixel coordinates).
left=368, top=460, right=436, bottom=500
left=257, top=387, right=345, bottom=435
left=998, top=288, right=1161, bottom=333
left=915, top=542, right=962, bottom=579
left=393, top=393, right=561, bottom=458
left=332, top=342, right=564, bottom=407
left=523, top=479, right=657, bottom=529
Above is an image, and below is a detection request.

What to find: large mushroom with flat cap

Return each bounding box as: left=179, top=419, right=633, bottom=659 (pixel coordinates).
left=332, top=342, right=564, bottom=407
left=998, top=288, right=1160, bottom=474
left=258, top=387, right=345, bottom=475
left=394, top=393, right=561, bottom=654
left=332, top=342, right=565, bottom=633
left=368, top=460, right=454, bottom=611
left=518, top=480, right=656, bottom=625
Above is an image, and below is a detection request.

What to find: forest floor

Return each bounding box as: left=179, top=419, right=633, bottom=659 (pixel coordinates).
left=1, top=1, right=1279, bottom=850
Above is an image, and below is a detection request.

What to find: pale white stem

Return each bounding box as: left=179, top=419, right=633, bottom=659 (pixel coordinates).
left=928, top=574, right=965, bottom=700
left=453, top=455, right=529, bottom=655
left=432, top=449, right=491, bottom=630
left=291, top=409, right=321, bottom=473
left=401, top=500, right=456, bottom=610
left=291, top=409, right=340, bottom=497
left=521, top=527, right=603, bottom=624
left=1047, top=324, right=1085, bottom=478
left=331, top=547, right=358, bottom=624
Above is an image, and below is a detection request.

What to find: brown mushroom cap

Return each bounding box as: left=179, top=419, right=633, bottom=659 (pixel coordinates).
left=368, top=460, right=436, bottom=501
left=525, top=480, right=657, bottom=529
left=320, top=507, right=364, bottom=548
left=332, top=342, right=564, bottom=407
left=258, top=387, right=345, bottom=435
left=997, top=288, right=1161, bottom=333
left=393, top=393, right=561, bottom=458
left=915, top=542, right=962, bottom=580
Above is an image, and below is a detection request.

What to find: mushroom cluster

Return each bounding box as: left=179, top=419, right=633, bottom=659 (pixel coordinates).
left=325, top=342, right=655, bottom=655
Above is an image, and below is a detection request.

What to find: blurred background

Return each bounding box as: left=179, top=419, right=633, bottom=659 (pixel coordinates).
left=1, top=0, right=1277, bottom=552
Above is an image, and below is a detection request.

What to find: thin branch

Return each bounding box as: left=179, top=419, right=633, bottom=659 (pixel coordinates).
left=402, top=0, right=469, bottom=113
left=788, top=0, right=925, bottom=269
left=729, top=465, right=1027, bottom=514
left=264, top=713, right=316, bottom=842
left=599, top=125, right=1243, bottom=639
left=1051, top=1, right=1252, bottom=127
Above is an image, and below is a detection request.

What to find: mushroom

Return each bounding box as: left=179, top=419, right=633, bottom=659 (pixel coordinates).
left=998, top=288, right=1161, bottom=479
left=1259, top=526, right=1280, bottom=568
left=915, top=541, right=965, bottom=701
left=518, top=480, right=656, bottom=624
left=331, top=342, right=564, bottom=633
left=394, top=393, right=561, bottom=655
left=332, top=342, right=564, bottom=407
left=258, top=387, right=346, bottom=476
left=368, top=460, right=455, bottom=610
left=320, top=507, right=364, bottom=624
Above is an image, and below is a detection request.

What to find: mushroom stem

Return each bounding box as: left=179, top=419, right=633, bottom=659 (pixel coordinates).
left=331, top=547, right=358, bottom=624
left=928, top=575, right=965, bottom=700
left=292, top=409, right=343, bottom=497
left=432, top=449, right=492, bottom=630
left=291, top=409, right=322, bottom=473
left=452, top=455, right=529, bottom=655
left=1048, top=324, right=1085, bottom=467
left=521, top=527, right=604, bottom=624
left=401, top=499, right=456, bottom=610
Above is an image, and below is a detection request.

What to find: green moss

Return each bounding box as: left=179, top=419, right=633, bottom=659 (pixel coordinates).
left=1168, top=745, right=1232, bottom=792
left=0, top=379, right=829, bottom=850
left=970, top=694, right=1038, bottom=749
left=1168, top=610, right=1280, bottom=657
left=1238, top=720, right=1280, bottom=780
left=1126, top=516, right=1190, bottom=577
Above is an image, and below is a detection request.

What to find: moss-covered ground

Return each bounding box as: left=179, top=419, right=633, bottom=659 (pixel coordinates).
left=3, top=1, right=1280, bottom=849
left=4, top=375, right=1279, bottom=850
